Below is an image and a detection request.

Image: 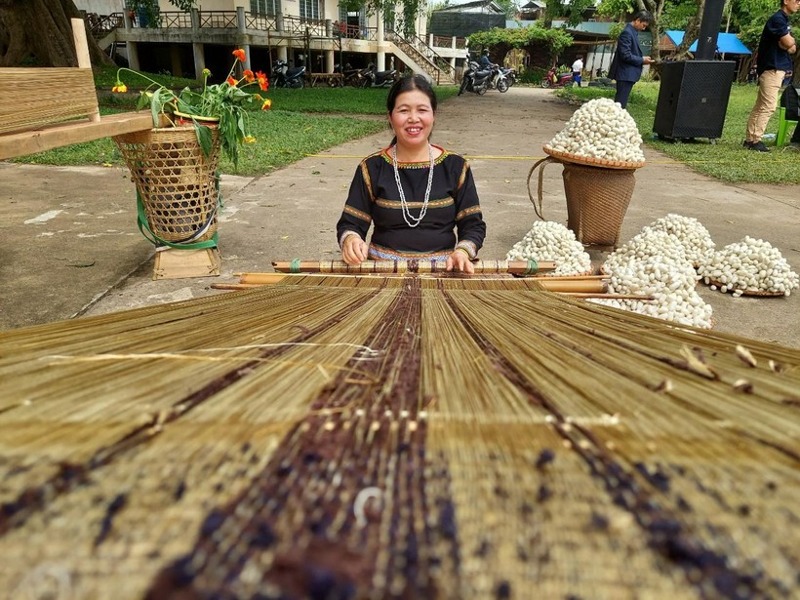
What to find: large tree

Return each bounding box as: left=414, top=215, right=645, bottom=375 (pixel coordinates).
left=597, top=0, right=669, bottom=59
left=0, top=0, right=114, bottom=67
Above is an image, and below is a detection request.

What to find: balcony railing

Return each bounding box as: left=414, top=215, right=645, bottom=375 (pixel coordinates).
left=246, top=12, right=279, bottom=31
left=159, top=11, right=192, bottom=28
left=199, top=11, right=238, bottom=28
left=283, top=15, right=327, bottom=37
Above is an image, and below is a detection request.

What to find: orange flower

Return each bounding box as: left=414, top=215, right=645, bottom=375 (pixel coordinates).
left=243, top=69, right=255, bottom=83
left=256, top=71, right=269, bottom=92
left=226, top=76, right=237, bottom=86
left=232, top=49, right=246, bottom=62
left=111, top=82, right=128, bottom=93
left=261, top=98, right=272, bottom=111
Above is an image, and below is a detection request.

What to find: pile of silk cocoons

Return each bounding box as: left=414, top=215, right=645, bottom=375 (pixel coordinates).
left=594, top=227, right=714, bottom=329
left=546, top=98, right=646, bottom=163
left=646, top=213, right=716, bottom=268
left=506, top=220, right=592, bottom=276
left=698, top=236, right=799, bottom=297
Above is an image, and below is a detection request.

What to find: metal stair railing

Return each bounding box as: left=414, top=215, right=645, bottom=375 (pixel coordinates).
left=388, top=31, right=456, bottom=85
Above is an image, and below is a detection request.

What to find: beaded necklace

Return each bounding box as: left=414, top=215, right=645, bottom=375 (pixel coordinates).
left=391, top=144, right=434, bottom=228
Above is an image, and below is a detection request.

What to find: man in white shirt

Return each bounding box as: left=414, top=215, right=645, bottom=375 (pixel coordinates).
left=572, top=55, right=584, bottom=87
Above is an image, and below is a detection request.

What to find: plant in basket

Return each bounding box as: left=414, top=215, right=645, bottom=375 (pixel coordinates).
left=112, top=49, right=271, bottom=167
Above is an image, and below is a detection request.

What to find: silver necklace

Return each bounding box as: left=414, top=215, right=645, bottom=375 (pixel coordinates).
left=392, top=144, right=434, bottom=228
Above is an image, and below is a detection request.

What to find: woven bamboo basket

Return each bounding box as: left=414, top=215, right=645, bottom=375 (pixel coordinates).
left=114, top=127, right=221, bottom=245
left=529, top=147, right=644, bottom=248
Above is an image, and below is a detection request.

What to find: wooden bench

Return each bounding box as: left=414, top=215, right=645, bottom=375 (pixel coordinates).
left=0, top=18, right=152, bottom=161
left=308, top=72, right=344, bottom=87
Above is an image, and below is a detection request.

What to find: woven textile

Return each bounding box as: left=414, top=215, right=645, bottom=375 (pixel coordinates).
left=1, top=277, right=799, bottom=598
left=0, top=68, right=98, bottom=135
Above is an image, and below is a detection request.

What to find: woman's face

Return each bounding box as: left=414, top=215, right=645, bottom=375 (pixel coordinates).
left=389, top=89, right=435, bottom=150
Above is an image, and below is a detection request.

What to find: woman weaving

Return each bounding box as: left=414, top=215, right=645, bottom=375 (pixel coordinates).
left=336, top=75, right=487, bottom=274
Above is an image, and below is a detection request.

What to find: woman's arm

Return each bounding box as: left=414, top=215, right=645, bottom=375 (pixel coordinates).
left=446, top=159, right=486, bottom=273
left=336, top=162, right=373, bottom=264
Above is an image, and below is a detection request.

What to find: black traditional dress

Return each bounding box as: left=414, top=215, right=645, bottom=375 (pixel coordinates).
left=336, top=145, right=487, bottom=261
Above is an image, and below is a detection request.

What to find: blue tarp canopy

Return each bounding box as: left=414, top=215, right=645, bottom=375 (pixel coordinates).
left=665, top=30, right=752, bottom=55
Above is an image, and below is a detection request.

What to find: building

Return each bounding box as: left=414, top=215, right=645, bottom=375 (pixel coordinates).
left=78, top=0, right=463, bottom=84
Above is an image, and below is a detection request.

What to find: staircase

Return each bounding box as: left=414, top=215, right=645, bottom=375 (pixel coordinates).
left=388, top=32, right=457, bottom=85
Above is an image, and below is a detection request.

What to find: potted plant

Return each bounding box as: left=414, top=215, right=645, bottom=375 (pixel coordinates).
left=113, top=48, right=271, bottom=168
left=111, top=49, right=272, bottom=258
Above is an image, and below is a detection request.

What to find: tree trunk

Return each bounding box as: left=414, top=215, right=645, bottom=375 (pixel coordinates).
left=0, top=0, right=113, bottom=67
left=676, top=0, right=705, bottom=59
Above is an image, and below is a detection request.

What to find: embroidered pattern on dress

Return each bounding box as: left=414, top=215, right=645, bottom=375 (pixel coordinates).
left=456, top=205, right=482, bottom=221
left=375, top=198, right=453, bottom=210
left=369, top=242, right=451, bottom=261
left=343, top=205, right=372, bottom=223
left=381, top=146, right=449, bottom=168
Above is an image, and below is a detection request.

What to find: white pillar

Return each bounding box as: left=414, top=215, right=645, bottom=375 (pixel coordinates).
left=325, top=49, right=335, bottom=72
left=278, top=46, right=288, bottom=62
left=376, top=10, right=385, bottom=69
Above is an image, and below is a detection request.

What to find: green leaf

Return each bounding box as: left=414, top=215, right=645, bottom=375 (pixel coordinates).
left=195, top=123, right=214, bottom=158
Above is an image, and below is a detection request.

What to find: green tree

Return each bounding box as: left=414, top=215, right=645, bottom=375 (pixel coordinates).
left=545, top=0, right=597, bottom=27
left=597, top=0, right=667, bottom=59
left=468, top=25, right=573, bottom=67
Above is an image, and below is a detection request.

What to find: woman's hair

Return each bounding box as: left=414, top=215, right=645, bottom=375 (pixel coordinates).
left=386, top=74, right=437, bottom=145
left=386, top=74, right=438, bottom=114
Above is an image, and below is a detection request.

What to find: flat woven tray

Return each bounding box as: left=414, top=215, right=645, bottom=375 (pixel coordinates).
left=706, top=278, right=786, bottom=297
left=543, top=145, right=646, bottom=170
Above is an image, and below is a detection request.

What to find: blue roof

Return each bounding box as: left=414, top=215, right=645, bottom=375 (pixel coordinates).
left=665, top=30, right=751, bottom=55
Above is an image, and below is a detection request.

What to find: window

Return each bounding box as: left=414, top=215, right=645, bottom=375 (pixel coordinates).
left=299, top=0, right=320, bottom=21
left=250, top=0, right=278, bottom=17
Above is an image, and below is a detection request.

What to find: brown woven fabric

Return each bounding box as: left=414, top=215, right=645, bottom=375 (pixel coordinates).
left=0, top=68, right=99, bottom=135
left=562, top=163, right=636, bottom=247
left=115, top=127, right=221, bottom=243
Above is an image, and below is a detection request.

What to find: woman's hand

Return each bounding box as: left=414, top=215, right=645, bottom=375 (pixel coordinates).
left=341, top=234, right=368, bottom=265
left=446, top=249, right=474, bottom=274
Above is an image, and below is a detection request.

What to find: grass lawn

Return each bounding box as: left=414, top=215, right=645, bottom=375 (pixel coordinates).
left=13, top=82, right=460, bottom=177
left=559, top=82, right=799, bottom=184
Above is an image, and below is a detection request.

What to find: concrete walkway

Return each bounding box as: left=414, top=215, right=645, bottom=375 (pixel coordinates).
left=2, top=87, right=798, bottom=347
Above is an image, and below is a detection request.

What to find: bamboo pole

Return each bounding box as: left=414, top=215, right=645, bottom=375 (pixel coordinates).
left=271, top=259, right=557, bottom=275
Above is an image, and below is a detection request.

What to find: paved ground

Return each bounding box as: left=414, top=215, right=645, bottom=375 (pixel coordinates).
left=2, top=87, right=799, bottom=347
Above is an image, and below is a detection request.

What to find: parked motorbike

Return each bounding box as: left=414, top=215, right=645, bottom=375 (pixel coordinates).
left=540, top=67, right=573, bottom=89
left=333, top=63, right=363, bottom=87
left=458, top=60, right=494, bottom=96
left=272, top=59, right=306, bottom=88
left=360, top=63, right=398, bottom=88
left=488, top=65, right=509, bottom=93
left=500, top=66, right=516, bottom=87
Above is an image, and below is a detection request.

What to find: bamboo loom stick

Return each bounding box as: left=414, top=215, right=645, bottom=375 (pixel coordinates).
left=234, top=272, right=603, bottom=293
left=211, top=283, right=265, bottom=290
left=563, top=292, right=655, bottom=300
left=237, top=271, right=603, bottom=285
left=536, top=279, right=606, bottom=293
left=271, top=259, right=557, bottom=275
left=213, top=279, right=608, bottom=294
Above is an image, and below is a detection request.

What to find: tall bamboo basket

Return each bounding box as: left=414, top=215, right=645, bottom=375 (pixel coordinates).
left=114, top=127, right=221, bottom=245
left=529, top=147, right=645, bottom=248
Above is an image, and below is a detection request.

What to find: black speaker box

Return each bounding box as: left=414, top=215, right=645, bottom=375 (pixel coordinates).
left=653, top=60, right=736, bottom=140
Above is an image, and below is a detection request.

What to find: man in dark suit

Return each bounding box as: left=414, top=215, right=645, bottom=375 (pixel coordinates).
left=609, top=10, right=655, bottom=108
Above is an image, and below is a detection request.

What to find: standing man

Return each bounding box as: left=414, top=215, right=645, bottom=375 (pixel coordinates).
left=609, top=11, right=654, bottom=108
left=572, top=55, right=584, bottom=87
left=743, top=0, right=798, bottom=152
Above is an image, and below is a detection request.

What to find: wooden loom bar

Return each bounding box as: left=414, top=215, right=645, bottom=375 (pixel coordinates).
left=271, top=259, right=557, bottom=275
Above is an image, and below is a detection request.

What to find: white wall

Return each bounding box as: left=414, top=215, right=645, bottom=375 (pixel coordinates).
left=75, top=0, right=125, bottom=14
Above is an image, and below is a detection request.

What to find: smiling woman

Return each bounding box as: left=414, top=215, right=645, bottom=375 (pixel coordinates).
left=336, top=74, right=487, bottom=274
